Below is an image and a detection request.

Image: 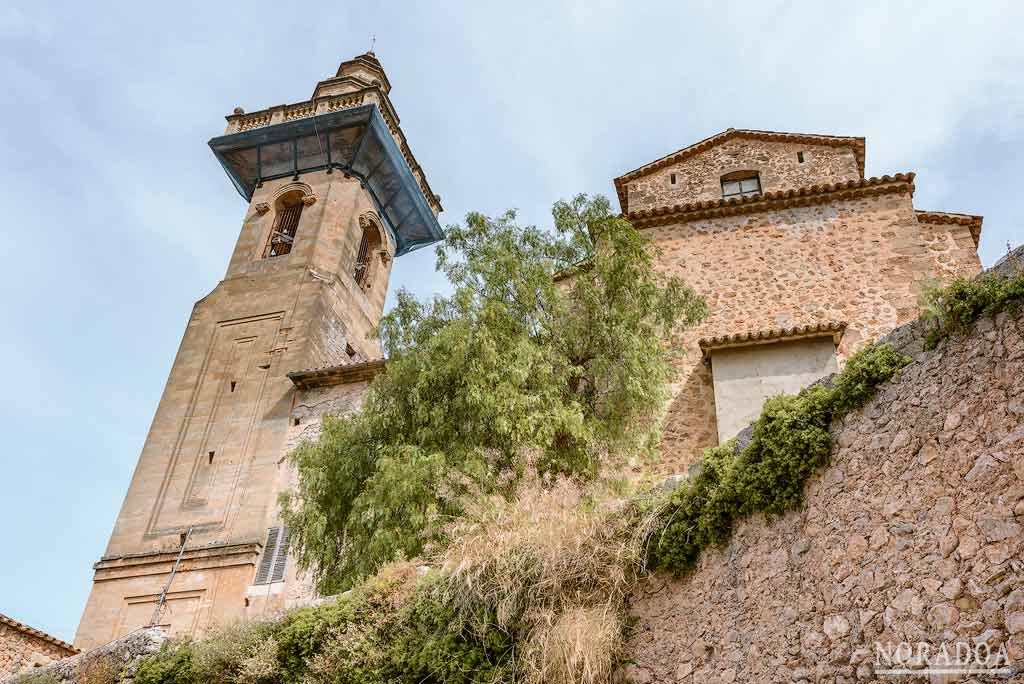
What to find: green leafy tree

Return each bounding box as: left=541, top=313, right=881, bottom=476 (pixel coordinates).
left=281, top=195, right=707, bottom=592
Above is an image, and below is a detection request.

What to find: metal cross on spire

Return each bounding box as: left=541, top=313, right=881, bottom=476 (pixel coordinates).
left=369, top=34, right=376, bottom=55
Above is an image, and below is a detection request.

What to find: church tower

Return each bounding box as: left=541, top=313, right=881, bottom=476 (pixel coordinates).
left=74, top=52, right=443, bottom=650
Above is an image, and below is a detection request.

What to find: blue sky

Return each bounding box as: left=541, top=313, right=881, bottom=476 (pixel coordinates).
left=1, top=1, right=1021, bottom=642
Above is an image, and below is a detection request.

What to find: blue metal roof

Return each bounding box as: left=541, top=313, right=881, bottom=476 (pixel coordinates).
left=208, top=104, right=443, bottom=257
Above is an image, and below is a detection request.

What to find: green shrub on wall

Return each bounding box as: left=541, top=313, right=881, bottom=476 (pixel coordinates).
left=920, top=270, right=1024, bottom=349
left=133, top=567, right=512, bottom=684
left=647, top=342, right=912, bottom=573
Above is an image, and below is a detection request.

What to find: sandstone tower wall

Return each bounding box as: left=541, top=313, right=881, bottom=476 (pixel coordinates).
left=74, top=52, right=440, bottom=651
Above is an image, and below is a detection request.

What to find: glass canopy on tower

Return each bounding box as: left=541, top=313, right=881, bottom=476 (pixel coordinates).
left=208, top=104, right=443, bottom=256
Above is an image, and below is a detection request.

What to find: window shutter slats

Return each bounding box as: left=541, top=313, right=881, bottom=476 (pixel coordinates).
left=271, top=527, right=290, bottom=582
left=253, top=525, right=290, bottom=585
left=254, top=527, right=279, bottom=584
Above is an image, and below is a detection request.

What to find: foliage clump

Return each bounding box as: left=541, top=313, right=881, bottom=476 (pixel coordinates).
left=134, top=564, right=512, bottom=684
left=281, top=195, right=707, bottom=592
left=646, top=342, right=911, bottom=572
left=437, top=479, right=654, bottom=684
left=919, top=269, right=1024, bottom=349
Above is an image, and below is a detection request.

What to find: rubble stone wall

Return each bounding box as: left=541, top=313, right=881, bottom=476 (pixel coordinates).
left=622, top=302, right=1024, bottom=682
left=0, top=623, right=75, bottom=678
left=625, top=138, right=860, bottom=212
left=651, top=190, right=982, bottom=475
left=1, top=628, right=164, bottom=684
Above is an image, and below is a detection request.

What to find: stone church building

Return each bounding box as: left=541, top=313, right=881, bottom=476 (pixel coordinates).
left=73, top=53, right=983, bottom=650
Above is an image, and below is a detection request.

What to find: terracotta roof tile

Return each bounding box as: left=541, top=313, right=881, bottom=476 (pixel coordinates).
left=626, top=173, right=914, bottom=230
left=0, top=612, right=78, bottom=655
left=288, top=359, right=386, bottom=389
left=699, top=321, right=847, bottom=358
left=916, top=210, right=983, bottom=247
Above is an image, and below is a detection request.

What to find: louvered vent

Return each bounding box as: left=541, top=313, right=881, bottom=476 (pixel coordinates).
left=254, top=526, right=289, bottom=585
left=272, top=527, right=290, bottom=582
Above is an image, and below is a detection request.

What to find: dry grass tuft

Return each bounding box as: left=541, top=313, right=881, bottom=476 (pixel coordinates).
left=526, top=605, right=622, bottom=684
left=435, top=478, right=658, bottom=684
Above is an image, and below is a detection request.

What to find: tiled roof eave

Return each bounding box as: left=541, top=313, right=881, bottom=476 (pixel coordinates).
left=699, top=321, right=848, bottom=358
left=916, top=210, right=983, bottom=247
left=0, top=613, right=78, bottom=654
left=625, top=174, right=914, bottom=230
left=288, top=359, right=386, bottom=389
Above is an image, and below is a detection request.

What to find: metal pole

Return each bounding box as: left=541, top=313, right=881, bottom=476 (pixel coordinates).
left=149, top=526, right=193, bottom=628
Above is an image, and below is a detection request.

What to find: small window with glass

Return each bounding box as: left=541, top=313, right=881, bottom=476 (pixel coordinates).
left=720, top=172, right=762, bottom=200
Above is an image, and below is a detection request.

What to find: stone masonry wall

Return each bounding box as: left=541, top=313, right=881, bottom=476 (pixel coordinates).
left=244, top=379, right=373, bottom=617
left=0, top=621, right=76, bottom=678
left=649, top=190, right=982, bottom=476
left=621, top=301, right=1024, bottom=682
left=626, top=139, right=860, bottom=212
left=1, top=628, right=164, bottom=684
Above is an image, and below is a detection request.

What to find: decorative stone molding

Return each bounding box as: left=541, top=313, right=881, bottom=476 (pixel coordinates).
left=359, top=212, right=396, bottom=259
left=272, top=181, right=314, bottom=202
left=254, top=202, right=270, bottom=215
left=378, top=250, right=392, bottom=266
left=301, top=195, right=317, bottom=207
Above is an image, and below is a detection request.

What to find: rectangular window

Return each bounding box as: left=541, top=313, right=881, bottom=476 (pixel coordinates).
left=797, top=151, right=805, bottom=163
left=721, top=174, right=761, bottom=200
left=254, top=526, right=290, bottom=585
left=670, top=173, right=677, bottom=185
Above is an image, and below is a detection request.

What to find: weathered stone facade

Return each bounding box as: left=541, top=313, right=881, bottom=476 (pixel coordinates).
left=621, top=301, right=1024, bottom=682
left=614, top=133, right=982, bottom=474
left=74, top=53, right=439, bottom=651
left=0, top=615, right=77, bottom=677
left=75, top=55, right=987, bottom=651
left=1, top=628, right=165, bottom=684
left=620, top=131, right=864, bottom=212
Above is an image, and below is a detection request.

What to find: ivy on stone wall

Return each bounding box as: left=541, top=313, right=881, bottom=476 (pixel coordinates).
left=646, top=342, right=912, bottom=573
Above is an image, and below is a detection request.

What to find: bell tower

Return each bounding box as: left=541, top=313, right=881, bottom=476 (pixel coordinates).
left=74, top=52, right=443, bottom=650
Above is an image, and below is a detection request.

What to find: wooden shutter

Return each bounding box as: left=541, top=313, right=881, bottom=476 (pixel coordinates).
left=254, top=526, right=290, bottom=585
left=254, top=527, right=280, bottom=584
left=271, top=527, right=290, bottom=583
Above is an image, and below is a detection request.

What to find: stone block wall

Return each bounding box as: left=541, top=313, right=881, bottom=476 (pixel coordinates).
left=0, top=618, right=76, bottom=678
left=1, top=628, right=165, bottom=684
left=648, top=188, right=982, bottom=475
left=625, top=138, right=860, bottom=212
left=621, top=301, right=1024, bottom=682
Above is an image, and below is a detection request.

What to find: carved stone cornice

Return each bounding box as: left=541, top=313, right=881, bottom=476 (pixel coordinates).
left=254, top=202, right=270, bottom=215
